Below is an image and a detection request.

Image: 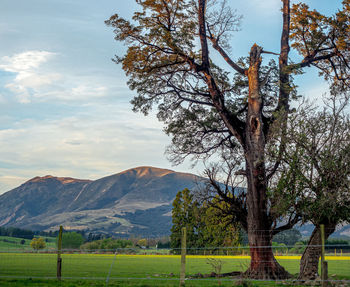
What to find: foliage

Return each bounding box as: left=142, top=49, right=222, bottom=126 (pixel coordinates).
left=80, top=238, right=133, bottom=251
left=289, top=242, right=306, bottom=254
left=200, top=196, right=241, bottom=248
left=290, top=1, right=350, bottom=85
left=106, top=0, right=350, bottom=277
left=156, top=239, right=171, bottom=249
left=0, top=226, right=34, bottom=239
left=272, top=229, right=302, bottom=246
left=272, top=242, right=288, bottom=254
left=137, top=239, right=148, bottom=247
left=170, top=188, right=241, bottom=253
left=325, top=239, right=350, bottom=252
left=270, top=95, right=350, bottom=229
left=170, top=188, right=201, bottom=252
left=30, top=237, right=46, bottom=251
left=58, top=232, right=85, bottom=249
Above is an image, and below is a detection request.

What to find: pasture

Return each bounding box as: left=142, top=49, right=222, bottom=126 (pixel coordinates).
left=0, top=253, right=349, bottom=286
left=0, top=236, right=56, bottom=251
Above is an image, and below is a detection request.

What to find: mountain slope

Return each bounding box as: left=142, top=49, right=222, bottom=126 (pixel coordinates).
left=0, top=167, right=198, bottom=236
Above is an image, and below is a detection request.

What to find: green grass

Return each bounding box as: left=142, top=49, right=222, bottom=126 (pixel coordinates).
left=0, top=253, right=349, bottom=286
left=0, top=278, right=299, bottom=287
left=0, top=236, right=56, bottom=251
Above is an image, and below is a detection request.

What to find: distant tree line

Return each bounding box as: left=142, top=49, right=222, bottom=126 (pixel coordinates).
left=0, top=226, right=35, bottom=239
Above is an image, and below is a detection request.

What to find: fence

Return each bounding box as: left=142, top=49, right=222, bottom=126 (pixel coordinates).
left=0, top=246, right=349, bottom=285
left=0, top=227, right=349, bottom=285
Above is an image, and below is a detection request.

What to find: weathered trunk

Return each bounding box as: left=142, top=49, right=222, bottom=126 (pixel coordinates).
left=244, top=45, right=289, bottom=279
left=298, top=223, right=336, bottom=280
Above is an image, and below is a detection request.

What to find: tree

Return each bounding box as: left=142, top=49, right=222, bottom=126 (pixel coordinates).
left=170, top=188, right=201, bottom=253
left=269, top=95, right=350, bottom=280
left=170, top=188, right=241, bottom=254
left=200, top=197, right=241, bottom=250
left=58, top=232, right=85, bottom=249
left=30, top=237, right=46, bottom=251
left=106, top=0, right=350, bottom=278
left=137, top=238, right=148, bottom=247
left=81, top=238, right=133, bottom=251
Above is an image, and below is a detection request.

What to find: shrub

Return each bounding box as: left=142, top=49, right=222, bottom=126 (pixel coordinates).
left=30, top=237, right=46, bottom=251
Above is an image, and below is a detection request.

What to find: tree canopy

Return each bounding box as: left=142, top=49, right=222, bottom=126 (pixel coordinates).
left=268, top=94, right=350, bottom=279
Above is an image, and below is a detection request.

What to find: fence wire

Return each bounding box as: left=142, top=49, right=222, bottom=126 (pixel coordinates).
left=0, top=244, right=349, bottom=285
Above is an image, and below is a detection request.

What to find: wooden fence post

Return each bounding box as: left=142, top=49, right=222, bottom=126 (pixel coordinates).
left=179, top=227, right=186, bottom=286
left=57, top=225, right=63, bottom=280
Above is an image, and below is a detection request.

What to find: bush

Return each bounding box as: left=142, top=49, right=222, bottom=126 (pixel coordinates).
left=30, top=237, right=46, bottom=251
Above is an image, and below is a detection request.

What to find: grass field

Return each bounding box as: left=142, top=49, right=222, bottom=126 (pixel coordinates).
left=0, top=236, right=56, bottom=251
left=0, top=253, right=349, bottom=287
left=0, top=278, right=304, bottom=287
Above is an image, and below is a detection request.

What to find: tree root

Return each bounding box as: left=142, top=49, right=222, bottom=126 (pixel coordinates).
left=244, top=265, right=291, bottom=280
left=190, top=271, right=242, bottom=278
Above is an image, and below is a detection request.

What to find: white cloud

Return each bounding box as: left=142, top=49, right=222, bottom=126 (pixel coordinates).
left=0, top=51, right=110, bottom=103
left=0, top=109, right=175, bottom=194
left=0, top=51, right=55, bottom=73
left=72, top=85, right=107, bottom=98
left=0, top=51, right=61, bottom=103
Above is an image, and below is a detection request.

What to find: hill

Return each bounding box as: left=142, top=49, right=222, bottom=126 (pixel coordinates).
left=0, top=166, right=199, bottom=236
left=1, top=166, right=349, bottom=238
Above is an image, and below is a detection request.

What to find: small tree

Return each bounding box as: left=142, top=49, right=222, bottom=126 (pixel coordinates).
left=269, top=95, right=350, bottom=279
left=30, top=237, right=46, bottom=251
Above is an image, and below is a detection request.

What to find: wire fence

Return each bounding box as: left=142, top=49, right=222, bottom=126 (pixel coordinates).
left=0, top=244, right=349, bottom=285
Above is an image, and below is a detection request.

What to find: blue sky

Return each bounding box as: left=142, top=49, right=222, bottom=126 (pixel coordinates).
left=0, top=0, right=342, bottom=194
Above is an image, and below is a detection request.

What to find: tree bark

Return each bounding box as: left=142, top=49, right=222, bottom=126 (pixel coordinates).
left=298, top=223, right=336, bottom=280
left=243, top=45, right=289, bottom=279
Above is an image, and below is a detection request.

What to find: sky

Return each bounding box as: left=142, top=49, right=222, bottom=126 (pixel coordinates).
left=0, top=0, right=343, bottom=194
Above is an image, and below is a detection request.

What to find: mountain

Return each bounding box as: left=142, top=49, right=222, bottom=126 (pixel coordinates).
left=1, top=166, right=349, bottom=238
left=0, top=166, right=199, bottom=237
left=296, top=223, right=350, bottom=239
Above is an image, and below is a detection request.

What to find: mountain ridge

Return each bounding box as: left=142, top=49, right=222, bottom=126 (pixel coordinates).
left=0, top=166, right=199, bottom=236
left=1, top=166, right=349, bottom=238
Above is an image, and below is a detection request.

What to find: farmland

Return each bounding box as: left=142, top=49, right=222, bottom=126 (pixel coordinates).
left=0, top=236, right=56, bottom=251
left=0, top=253, right=349, bottom=286
left=0, top=235, right=349, bottom=286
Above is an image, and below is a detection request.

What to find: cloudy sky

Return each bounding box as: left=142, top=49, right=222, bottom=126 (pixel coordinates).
left=0, top=0, right=342, bottom=194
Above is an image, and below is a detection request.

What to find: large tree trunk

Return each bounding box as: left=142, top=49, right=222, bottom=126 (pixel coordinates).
left=298, top=223, right=336, bottom=280
left=243, top=45, right=290, bottom=279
